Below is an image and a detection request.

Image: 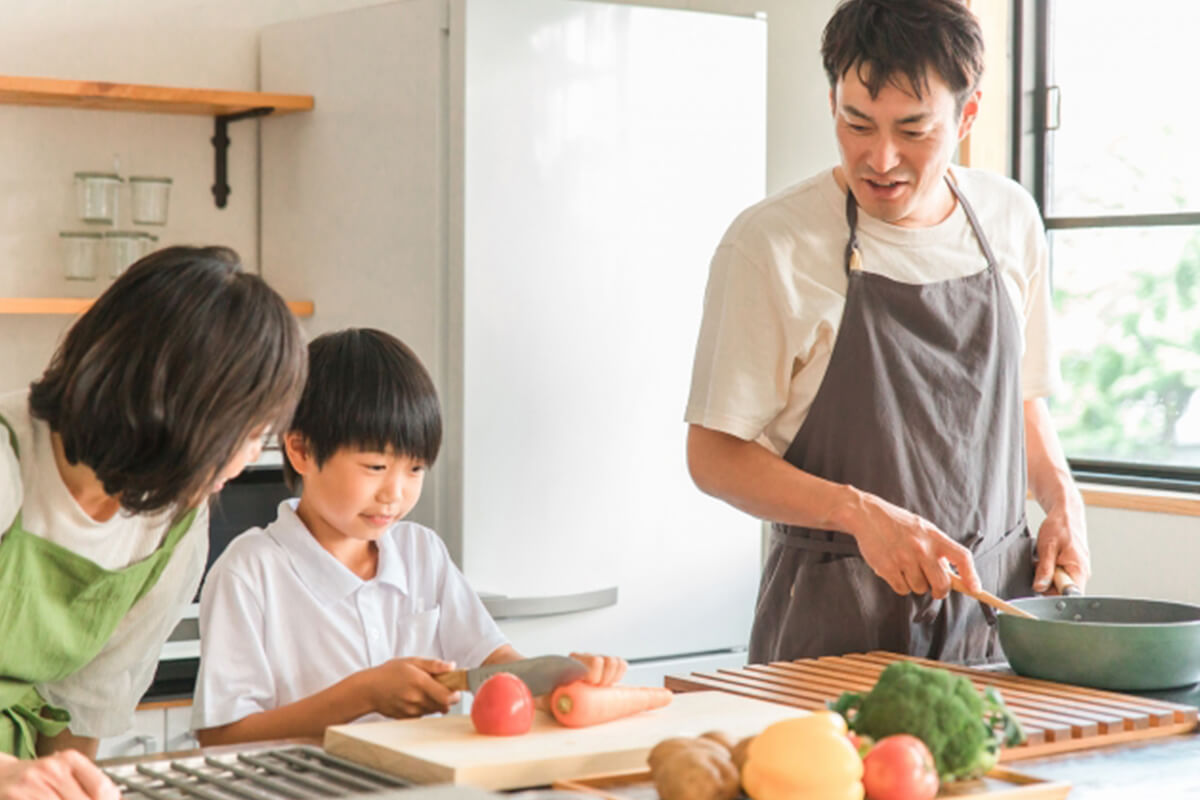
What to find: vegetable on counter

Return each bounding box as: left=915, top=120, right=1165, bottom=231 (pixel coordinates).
left=829, top=660, right=1026, bottom=782
left=740, top=711, right=864, bottom=800
left=648, top=731, right=741, bottom=800
left=861, top=735, right=939, bottom=800
left=470, top=672, right=534, bottom=736
left=549, top=682, right=673, bottom=728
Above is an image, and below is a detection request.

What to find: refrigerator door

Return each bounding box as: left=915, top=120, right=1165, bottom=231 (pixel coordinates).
left=458, top=0, right=767, bottom=660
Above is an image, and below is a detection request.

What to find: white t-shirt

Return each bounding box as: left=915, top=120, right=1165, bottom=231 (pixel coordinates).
left=685, top=166, right=1061, bottom=456
left=192, top=499, right=508, bottom=730
left=0, top=390, right=209, bottom=738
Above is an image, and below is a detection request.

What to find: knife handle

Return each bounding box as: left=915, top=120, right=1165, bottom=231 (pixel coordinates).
left=435, top=670, right=468, bottom=691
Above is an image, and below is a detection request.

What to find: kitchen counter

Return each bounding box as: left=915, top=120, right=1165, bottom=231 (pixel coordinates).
left=99, top=732, right=1200, bottom=799
left=1012, top=732, right=1200, bottom=798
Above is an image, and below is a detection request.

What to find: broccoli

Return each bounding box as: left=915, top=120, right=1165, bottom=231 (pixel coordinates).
left=828, top=660, right=1026, bottom=782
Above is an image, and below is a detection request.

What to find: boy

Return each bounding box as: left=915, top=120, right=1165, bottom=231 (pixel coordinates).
left=193, top=329, right=624, bottom=745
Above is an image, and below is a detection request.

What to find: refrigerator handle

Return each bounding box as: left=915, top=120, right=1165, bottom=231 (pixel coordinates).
left=479, top=586, right=618, bottom=620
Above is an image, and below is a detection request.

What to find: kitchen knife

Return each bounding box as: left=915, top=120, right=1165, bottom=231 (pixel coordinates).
left=435, top=655, right=589, bottom=695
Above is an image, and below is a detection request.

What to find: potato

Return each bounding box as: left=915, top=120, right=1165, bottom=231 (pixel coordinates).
left=648, top=737, right=700, bottom=771
left=698, top=730, right=736, bottom=753
left=649, top=737, right=740, bottom=800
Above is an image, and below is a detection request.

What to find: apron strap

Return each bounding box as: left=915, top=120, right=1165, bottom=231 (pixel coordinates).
left=945, top=175, right=999, bottom=270
left=773, top=514, right=1029, bottom=567
left=843, top=189, right=860, bottom=276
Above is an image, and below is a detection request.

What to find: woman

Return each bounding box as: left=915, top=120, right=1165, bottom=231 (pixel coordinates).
left=0, top=246, right=307, bottom=800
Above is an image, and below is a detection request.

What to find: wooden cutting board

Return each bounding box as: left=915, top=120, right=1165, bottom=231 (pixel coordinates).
left=665, top=651, right=1199, bottom=760
left=323, top=690, right=803, bottom=790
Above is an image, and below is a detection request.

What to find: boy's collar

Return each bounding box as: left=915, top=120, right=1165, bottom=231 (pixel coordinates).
left=272, top=499, right=410, bottom=600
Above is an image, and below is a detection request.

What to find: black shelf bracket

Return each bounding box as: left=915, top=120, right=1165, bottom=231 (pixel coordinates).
left=211, top=106, right=275, bottom=208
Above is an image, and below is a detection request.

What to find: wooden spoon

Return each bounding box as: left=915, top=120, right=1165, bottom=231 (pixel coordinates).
left=949, top=574, right=1037, bottom=619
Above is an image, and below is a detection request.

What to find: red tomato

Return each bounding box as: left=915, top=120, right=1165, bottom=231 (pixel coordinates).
left=862, top=734, right=939, bottom=800
left=470, top=672, right=535, bottom=736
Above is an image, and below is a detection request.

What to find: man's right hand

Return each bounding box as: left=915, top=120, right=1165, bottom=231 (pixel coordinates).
left=367, top=657, right=462, bottom=718
left=839, top=487, right=981, bottom=599
left=0, top=751, right=119, bottom=800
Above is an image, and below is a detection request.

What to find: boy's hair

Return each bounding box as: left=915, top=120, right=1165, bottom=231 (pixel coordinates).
left=29, top=245, right=307, bottom=515
left=282, top=328, right=442, bottom=490
left=821, top=0, right=984, bottom=112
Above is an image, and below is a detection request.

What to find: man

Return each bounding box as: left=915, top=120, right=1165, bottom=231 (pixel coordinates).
left=685, top=0, right=1089, bottom=665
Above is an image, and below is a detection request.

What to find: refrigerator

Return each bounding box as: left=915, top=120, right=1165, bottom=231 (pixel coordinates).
left=260, top=0, right=767, bottom=685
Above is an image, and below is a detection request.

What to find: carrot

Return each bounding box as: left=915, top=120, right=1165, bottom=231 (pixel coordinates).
left=550, top=681, right=674, bottom=728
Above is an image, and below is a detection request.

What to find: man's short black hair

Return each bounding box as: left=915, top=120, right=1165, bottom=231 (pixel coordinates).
left=821, top=0, right=985, bottom=111
left=282, top=328, right=442, bottom=490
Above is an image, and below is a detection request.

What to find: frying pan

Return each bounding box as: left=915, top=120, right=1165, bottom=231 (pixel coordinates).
left=996, top=569, right=1200, bottom=691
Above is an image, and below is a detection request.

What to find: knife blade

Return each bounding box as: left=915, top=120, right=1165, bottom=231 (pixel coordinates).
left=435, top=654, right=589, bottom=695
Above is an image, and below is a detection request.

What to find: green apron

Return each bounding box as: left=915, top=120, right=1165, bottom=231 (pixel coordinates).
left=0, top=413, right=196, bottom=758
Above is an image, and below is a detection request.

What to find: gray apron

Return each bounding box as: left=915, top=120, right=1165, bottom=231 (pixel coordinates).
left=748, top=177, right=1035, bottom=666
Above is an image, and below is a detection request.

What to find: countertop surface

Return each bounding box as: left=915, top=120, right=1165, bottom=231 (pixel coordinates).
left=99, top=732, right=1200, bottom=799
left=1012, top=732, right=1200, bottom=798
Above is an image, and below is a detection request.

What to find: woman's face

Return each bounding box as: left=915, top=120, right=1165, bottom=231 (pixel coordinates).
left=210, top=426, right=269, bottom=494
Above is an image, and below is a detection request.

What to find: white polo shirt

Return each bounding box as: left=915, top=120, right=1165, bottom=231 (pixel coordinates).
left=0, top=390, right=208, bottom=739
left=192, top=499, right=508, bottom=730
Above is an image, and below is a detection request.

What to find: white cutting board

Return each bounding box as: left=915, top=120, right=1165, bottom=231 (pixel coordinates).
left=324, top=690, right=805, bottom=790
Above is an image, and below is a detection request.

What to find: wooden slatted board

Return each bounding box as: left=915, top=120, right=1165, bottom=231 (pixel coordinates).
left=664, top=651, right=1199, bottom=760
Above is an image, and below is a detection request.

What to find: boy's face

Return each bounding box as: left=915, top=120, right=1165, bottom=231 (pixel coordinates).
left=286, top=437, right=427, bottom=544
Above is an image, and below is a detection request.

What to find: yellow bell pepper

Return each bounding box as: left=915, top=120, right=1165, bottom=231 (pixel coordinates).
left=741, top=711, right=864, bottom=800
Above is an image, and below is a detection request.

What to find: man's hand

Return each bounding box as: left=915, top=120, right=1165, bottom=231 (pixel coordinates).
left=1033, top=500, right=1090, bottom=594
left=1024, top=397, right=1091, bottom=594
left=367, top=657, right=461, bottom=718
left=569, top=653, right=627, bottom=686
left=0, top=751, right=119, bottom=800
left=842, top=488, right=981, bottom=598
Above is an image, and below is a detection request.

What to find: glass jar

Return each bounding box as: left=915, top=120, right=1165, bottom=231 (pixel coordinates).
left=73, top=172, right=123, bottom=224
left=60, top=232, right=103, bottom=280
left=104, top=231, right=144, bottom=278
left=129, top=176, right=172, bottom=225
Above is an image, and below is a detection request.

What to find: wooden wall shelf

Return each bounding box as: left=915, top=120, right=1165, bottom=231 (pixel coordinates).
left=0, top=75, right=313, bottom=116
left=0, top=298, right=314, bottom=317
left=0, top=74, right=314, bottom=206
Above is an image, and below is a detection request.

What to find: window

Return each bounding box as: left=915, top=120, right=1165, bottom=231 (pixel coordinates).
left=1014, top=0, right=1200, bottom=490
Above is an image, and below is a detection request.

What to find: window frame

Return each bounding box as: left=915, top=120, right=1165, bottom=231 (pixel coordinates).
left=1011, top=0, right=1200, bottom=493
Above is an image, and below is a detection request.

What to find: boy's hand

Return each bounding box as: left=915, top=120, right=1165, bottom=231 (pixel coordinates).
left=0, top=751, right=119, bottom=800
left=569, top=652, right=627, bottom=686
left=369, top=658, right=462, bottom=718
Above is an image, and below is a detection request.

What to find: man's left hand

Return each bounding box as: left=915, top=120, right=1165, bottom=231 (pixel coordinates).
left=1033, top=500, right=1090, bottom=594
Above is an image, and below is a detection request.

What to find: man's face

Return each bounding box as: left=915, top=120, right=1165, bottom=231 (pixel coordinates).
left=832, top=66, right=979, bottom=228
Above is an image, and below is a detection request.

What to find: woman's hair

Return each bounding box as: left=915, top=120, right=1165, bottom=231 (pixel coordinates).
left=282, top=328, right=442, bottom=490
left=29, top=245, right=307, bottom=514
left=821, top=0, right=985, bottom=111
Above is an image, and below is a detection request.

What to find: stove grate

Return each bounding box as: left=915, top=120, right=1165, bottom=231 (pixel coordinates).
left=104, top=746, right=411, bottom=800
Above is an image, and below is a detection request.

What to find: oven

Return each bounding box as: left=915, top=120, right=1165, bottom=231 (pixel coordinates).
left=147, top=452, right=295, bottom=699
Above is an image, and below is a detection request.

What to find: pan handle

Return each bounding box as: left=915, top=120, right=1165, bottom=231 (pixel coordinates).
left=1053, top=567, right=1083, bottom=596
